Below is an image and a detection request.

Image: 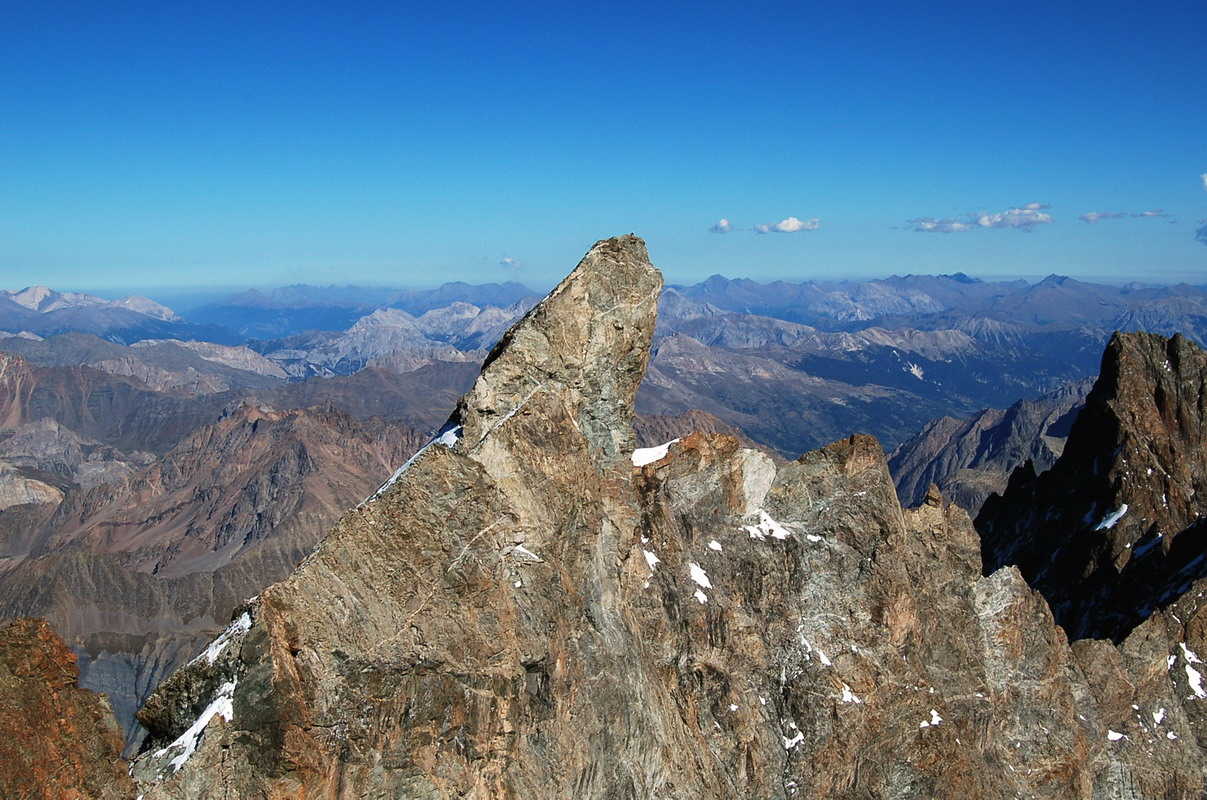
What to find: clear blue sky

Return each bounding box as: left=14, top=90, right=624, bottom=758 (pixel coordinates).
left=2, top=0, right=1205, bottom=291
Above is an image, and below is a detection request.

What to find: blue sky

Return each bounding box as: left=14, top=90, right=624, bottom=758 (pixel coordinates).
left=2, top=0, right=1205, bottom=291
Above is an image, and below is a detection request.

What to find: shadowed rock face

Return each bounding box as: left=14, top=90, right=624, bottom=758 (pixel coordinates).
left=0, top=618, right=133, bottom=800
left=978, top=332, right=1207, bottom=641
left=129, top=238, right=1207, bottom=799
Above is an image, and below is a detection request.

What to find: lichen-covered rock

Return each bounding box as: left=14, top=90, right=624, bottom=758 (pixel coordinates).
left=130, top=238, right=1207, bottom=798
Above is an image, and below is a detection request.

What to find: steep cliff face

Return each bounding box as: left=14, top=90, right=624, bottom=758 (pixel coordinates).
left=978, top=332, right=1207, bottom=641
left=129, top=239, right=1207, bottom=798
left=0, top=618, right=133, bottom=800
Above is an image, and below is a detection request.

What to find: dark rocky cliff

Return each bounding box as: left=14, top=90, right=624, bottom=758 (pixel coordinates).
left=978, top=332, right=1207, bottom=641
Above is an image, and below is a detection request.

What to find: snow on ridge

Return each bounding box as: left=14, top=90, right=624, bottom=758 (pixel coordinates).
left=364, top=423, right=463, bottom=504
left=154, top=679, right=237, bottom=773
left=643, top=549, right=661, bottom=571
left=689, top=562, right=713, bottom=589
left=189, top=612, right=252, bottom=666
left=1093, top=504, right=1129, bottom=531
left=632, top=438, right=679, bottom=467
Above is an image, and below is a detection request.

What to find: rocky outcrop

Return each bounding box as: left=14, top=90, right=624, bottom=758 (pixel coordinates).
left=978, top=332, right=1207, bottom=641
left=0, top=617, right=133, bottom=800
left=889, top=379, right=1091, bottom=512
left=128, top=237, right=1207, bottom=799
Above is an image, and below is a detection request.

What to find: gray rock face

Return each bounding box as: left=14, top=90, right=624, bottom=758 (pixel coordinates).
left=130, top=238, right=1207, bottom=799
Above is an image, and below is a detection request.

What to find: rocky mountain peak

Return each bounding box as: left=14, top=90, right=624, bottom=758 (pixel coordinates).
left=978, top=331, right=1207, bottom=639
left=126, top=246, right=1207, bottom=798
left=453, top=233, right=661, bottom=466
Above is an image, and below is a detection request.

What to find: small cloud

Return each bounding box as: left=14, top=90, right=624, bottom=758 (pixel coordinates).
left=1196, top=223, right=1207, bottom=246
left=1079, top=209, right=1170, bottom=223
left=753, top=216, right=821, bottom=234
left=1201, top=173, right=1207, bottom=191
left=907, top=218, right=978, bottom=233
left=976, top=204, right=1052, bottom=230
left=710, top=218, right=734, bottom=233
left=1079, top=211, right=1127, bottom=223
left=908, top=202, right=1052, bottom=233
left=499, top=256, right=521, bottom=271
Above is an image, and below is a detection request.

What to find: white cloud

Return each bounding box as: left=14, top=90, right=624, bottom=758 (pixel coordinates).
left=499, top=257, right=520, bottom=270
left=1200, top=173, right=1207, bottom=191
left=754, top=216, right=821, bottom=234
left=710, top=218, right=734, bottom=233
left=1080, top=209, right=1169, bottom=223
left=975, top=204, right=1053, bottom=230
left=909, top=202, right=1052, bottom=233
left=1080, top=211, right=1127, bottom=223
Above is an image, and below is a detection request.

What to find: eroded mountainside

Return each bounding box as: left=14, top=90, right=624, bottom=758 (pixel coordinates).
left=127, top=236, right=1207, bottom=799
left=978, top=332, right=1207, bottom=641
left=0, top=401, right=427, bottom=748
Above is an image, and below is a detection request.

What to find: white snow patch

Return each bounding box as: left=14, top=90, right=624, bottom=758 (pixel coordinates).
left=693, top=588, right=709, bottom=604
left=782, top=722, right=804, bottom=749
left=632, top=439, right=679, bottom=467
left=1153, top=707, right=1166, bottom=725
left=514, top=580, right=522, bottom=588
left=840, top=684, right=861, bottom=704
left=816, top=648, right=832, bottom=667
left=154, top=680, right=237, bottom=772
left=708, top=540, right=723, bottom=551
left=189, top=612, right=251, bottom=666
left=511, top=544, right=542, bottom=561
left=728, top=703, right=738, bottom=711
left=1107, top=730, right=1125, bottom=741
left=1181, top=644, right=1206, bottom=698
left=1093, top=504, right=1129, bottom=531
left=364, top=423, right=462, bottom=503
left=919, top=708, right=943, bottom=728
left=1167, top=731, right=1178, bottom=740
left=643, top=550, right=660, bottom=571
left=906, top=362, right=924, bottom=380
left=689, top=562, right=713, bottom=589
left=743, top=510, right=794, bottom=541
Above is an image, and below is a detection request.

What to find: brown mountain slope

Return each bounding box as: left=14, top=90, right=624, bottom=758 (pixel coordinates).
left=0, top=402, right=429, bottom=748
left=0, top=617, right=133, bottom=800
left=127, top=236, right=1207, bottom=799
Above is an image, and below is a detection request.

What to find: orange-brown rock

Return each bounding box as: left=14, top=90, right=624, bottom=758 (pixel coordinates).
left=0, top=617, right=133, bottom=800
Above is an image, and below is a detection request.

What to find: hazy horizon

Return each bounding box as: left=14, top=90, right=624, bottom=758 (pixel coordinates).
left=3, top=2, right=1204, bottom=290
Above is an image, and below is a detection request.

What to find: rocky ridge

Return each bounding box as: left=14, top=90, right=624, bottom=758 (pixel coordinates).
left=128, top=237, right=1207, bottom=799
left=978, top=332, right=1207, bottom=641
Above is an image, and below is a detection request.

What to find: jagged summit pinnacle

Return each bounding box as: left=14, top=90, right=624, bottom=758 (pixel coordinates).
left=453, top=233, right=661, bottom=465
